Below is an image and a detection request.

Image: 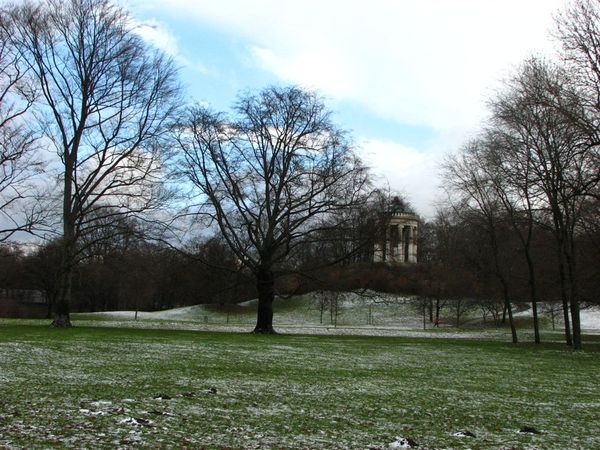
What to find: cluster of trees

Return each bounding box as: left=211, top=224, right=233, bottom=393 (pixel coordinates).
left=439, top=0, right=600, bottom=350
left=1, top=0, right=599, bottom=346
left=0, top=0, right=389, bottom=332
left=1, top=0, right=181, bottom=327
left=0, top=199, right=412, bottom=319
left=0, top=229, right=253, bottom=316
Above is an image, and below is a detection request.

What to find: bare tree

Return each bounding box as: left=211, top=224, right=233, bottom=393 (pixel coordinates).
left=553, top=0, right=600, bottom=199
left=176, top=86, right=369, bottom=333
left=0, top=14, right=46, bottom=241
left=490, top=57, right=596, bottom=350
left=486, top=129, right=543, bottom=343
left=448, top=297, right=475, bottom=328
left=418, top=211, right=456, bottom=325
left=451, top=128, right=543, bottom=343
left=4, top=0, right=180, bottom=326
left=443, top=139, right=519, bottom=343
left=556, top=0, right=600, bottom=116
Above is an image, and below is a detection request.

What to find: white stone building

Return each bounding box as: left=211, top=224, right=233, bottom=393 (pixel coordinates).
left=373, top=206, right=419, bottom=264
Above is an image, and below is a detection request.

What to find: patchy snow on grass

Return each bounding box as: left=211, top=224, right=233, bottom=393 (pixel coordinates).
left=64, top=293, right=600, bottom=343
left=82, top=304, right=208, bottom=321
left=1, top=324, right=599, bottom=449
left=78, top=292, right=600, bottom=337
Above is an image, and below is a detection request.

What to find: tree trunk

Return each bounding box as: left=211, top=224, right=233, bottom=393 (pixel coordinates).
left=51, top=235, right=75, bottom=328
left=566, top=247, right=582, bottom=350
left=500, top=282, right=518, bottom=344
left=565, top=241, right=582, bottom=350
left=52, top=153, right=76, bottom=328
left=45, top=291, right=55, bottom=319
left=505, top=299, right=517, bottom=345
left=253, top=269, right=275, bottom=334
left=561, top=292, right=572, bottom=347
left=557, top=256, right=573, bottom=347
left=531, top=298, right=540, bottom=344
left=52, top=268, right=73, bottom=328
left=330, top=300, right=334, bottom=325
left=428, top=298, right=433, bottom=323
left=523, top=247, right=540, bottom=344
left=570, top=299, right=582, bottom=351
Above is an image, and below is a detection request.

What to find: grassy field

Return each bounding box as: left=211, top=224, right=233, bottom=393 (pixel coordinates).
left=1, top=322, right=599, bottom=449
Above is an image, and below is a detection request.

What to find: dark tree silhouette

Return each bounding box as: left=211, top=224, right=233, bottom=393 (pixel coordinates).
left=176, top=86, right=369, bottom=333
left=3, top=0, right=180, bottom=326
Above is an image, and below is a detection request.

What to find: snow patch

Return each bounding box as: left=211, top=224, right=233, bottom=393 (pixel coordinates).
left=579, top=308, right=600, bottom=330
left=90, top=400, right=112, bottom=407
left=452, top=430, right=476, bottom=438
left=388, top=436, right=415, bottom=448
left=79, top=408, right=107, bottom=417
left=118, top=417, right=153, bottom=426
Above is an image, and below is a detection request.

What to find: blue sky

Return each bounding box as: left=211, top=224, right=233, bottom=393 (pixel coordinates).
left=128, top=0, right=564, bottom=217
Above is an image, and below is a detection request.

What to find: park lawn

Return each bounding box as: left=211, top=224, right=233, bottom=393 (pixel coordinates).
left=0, top=323, right=599, bottom=449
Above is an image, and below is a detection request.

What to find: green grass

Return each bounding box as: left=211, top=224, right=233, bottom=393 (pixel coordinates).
left=1, top=323, right=599, bottom=449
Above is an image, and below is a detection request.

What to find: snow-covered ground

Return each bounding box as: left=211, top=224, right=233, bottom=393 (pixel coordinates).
left=580, top=308, right=600, bottom=329
left=71, top=293, right=600, bottom=338
left=87, top=305, right=205, bottom=321
left=513, top=303, right=600, bottom=330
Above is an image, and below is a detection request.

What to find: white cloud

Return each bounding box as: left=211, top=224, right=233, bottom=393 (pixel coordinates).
left=133, top=18, right=208, bottom=74
left=134, top=19, right=179, bottom=56
left=250, top=46, right=356, bottom=98
left=359, top=138, right=443, bottom=218
left=137, top=0, right=564, bottom=131
left=131, top=0, right=566, bottom=213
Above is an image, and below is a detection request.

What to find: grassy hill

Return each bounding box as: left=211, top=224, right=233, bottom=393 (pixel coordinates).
left=73, top=291, right=420, bottom=327
left=69, top=291, right=600, bottom=344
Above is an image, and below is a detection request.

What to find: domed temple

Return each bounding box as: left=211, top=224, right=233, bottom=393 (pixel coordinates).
left=373, top=197, right=419, bottom=264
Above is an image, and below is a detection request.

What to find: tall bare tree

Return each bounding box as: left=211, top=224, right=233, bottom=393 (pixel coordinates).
left=490, top=57, right=595, bottom=350
left=176, top=86, right=369, bottom=333
left=3, top=0, right=180, bottom=326
left=555, top=0, right=600, bottom=195
left=483, top=129, right=543, bottom=344
left=443, top=139, right=519, bottom=344
left=556, top=0, right=600, bottom=107
left=0, top=13, right=46, bottom=241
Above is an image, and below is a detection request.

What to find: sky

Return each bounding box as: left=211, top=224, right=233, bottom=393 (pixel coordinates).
left=127, top=0, right=565, bottom=218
